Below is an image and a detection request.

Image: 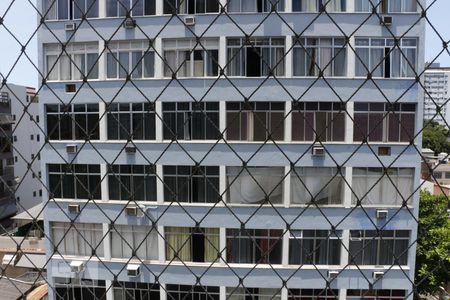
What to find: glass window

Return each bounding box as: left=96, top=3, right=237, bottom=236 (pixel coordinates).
left=291, top=167, right=344, bottom=205
left=349, top=230, right=409, bottom=265
left=48, top=164, right=101, bottom=199
left=355, top=37, right=417, bottom=78
left=227, top=288, right=282, bottom=300
left=107, top=102, right=156, bottom=140
left=108, top=165, right=157, bottom=201
left=226, top=166, right=284, bottom=204
left=226, top=229, right=283, bottom=264
left=111, top=225, right=159, bottom=260
left=292, top=0, right=346, bottom=12
left=291, top=102, right=346, bottom=141
left=165, top=227, right=220, bottom=262
left=106, top=40, right=154, bottom=79
left=226, top=102, right=285, bottom=141
left=106, top=0, right=156, bottom=17
left=353, top=102, right=416, bottom=142
left=52, top=222, right=104, bottom=257
left=227, top=0, right=284, bottom=13
left=43, top=0, right=99, bottom=20
left=288, top=289, right=339, bottom=299
left=289, top=230, right=341, bottom=265
left=163, top=102, right=220, bottom=140
left=44, top=43, right=99, bottom=80
left=347, top=290, right=406, bottom=299
left=113, top=281, right=160, bottom=300
left=167, top=285, right=220, bottom=300
left=226, top=37, right=285, bottom=77
left=355, top=0, right=417, bottom=13
left=352, top=167, right=414, bottom=206
left=163, top=0, right=220, bottom=13
left=163, top=39, right=219, bottom=77
left=46, top=104, right=100, bottom=140
left=163, top=166, right=220, bottom=203
left=55, top=278, right=106, bottom=300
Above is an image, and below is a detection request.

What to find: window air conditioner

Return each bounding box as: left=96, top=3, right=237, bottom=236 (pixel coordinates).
left=66, top=145, right=78, bottom=154
left=373, top=271, right=384, bottom=280
left=184, top=16, right=195, bottom=26
left=65, top=23, right=76, bottom=31
left=125, top=205, right=143, bottom=217
left=127, top=264, right=141, bottom=277
left=125, top=146, right=136, bottom=154
left=123, top=18, right=136, bottom=29
left=376, top=209, right=388, bottom=219
left=68, top=204, right=81, bottom=214
left=312, top=146, right=325, bottom=156
left=381, top=15, right=393, bottom=26
left=70, top=261, right=85, bottom=273
left=328, top=270, right=339, bottom=279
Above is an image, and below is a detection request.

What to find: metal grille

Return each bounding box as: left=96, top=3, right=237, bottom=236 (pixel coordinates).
left=0, top=0, right=449, bottom=299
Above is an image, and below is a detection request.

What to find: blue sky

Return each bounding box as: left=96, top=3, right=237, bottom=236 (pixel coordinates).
left=0, top=0, right=449, bottom=87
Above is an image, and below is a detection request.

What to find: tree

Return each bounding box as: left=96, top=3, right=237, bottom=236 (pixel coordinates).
left=422, top=120, right=450, bottom=154
left=415, top=191, right=450, bottom=297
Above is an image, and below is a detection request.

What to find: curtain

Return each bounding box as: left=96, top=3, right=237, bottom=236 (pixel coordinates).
left=326, top=0, right=343, bottom=11
left=306, top=47, right=318, bottom=76
left=86, top=53, right=98, bottom=79
left=107, top=53, right=117, bottom=78
left=72, top=54, right=84, bottom=80
left=86, top=0, right=99, bottom=17
left=242, top=0, right=257, bottom=12
left=166, top=227, right=191, bottom=261
left=371, top=48, right=384, bottom=77
left=403, top=0, right=416, bottom=12
left=389, top=0, right=402, bottom=12
left=397, top=169, right=413, bottom=205
left=193, top=50, right=205, bottom=77
left=227, top=167, right=283, bottom=204
left=227, top=48, right=242, bottom=76
left=204, top=228, right=220, bottom=262
left=44, top=0, right=57, bottom=20
left=355, top=48, right=369, bottom=76
left=291, top=168, right=342, bottom=204
left=293, top=48, right=306, bottom=76
left=118, top=52, right=129, bottom=79
left=164, top=51, right=176, bottom=77
left=301, top=0, right=317, bottom=11
left=131, top=51, right=143, bottom=78
left=47, top=55, right=58, bottom=80
left=73, top=0, right=85, bottom=19
left=143, top=52, right=155, bottom=77
left=118, top=0, right=130, bottom=16
left=179, top=51, right=190, bottom=77
left=58, top=0, right=69, bottom=19
left=334, top=46, right=346, bottom=76
left=133, top=0, right=145, bottom=15
left=106, top=0, right=118, bottom=16
left=227, top=0, right=241, bottom=12
left=402, top=48, right=416, bottom=77
left=134, top=226, right=158, bottom=260
left=271, top=47, right=284, bottom=76
left=319, top=39, right=332, bottom=76
left=60, top=54, right=71, bottom=80
left=206, top=50, right=218, bottom=76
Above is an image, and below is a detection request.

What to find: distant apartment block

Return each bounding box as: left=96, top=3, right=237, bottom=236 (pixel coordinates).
left=424, top=63, right=450, bottom=125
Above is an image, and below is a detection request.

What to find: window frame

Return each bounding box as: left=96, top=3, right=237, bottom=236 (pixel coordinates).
left=291, top=0, right=346, bottom=12
left=43, top=0, right=100, bottom=20
left=108, top=164, right=157, bottom=201
left=227, top=0, right=285, bottom=13
left=107, top=102, right=156, bottom=140
left=354, top=0, right=418, bottom=13
left=110, top=224, right=159, bottom=260
left=52, top=222, right=105, bottom=257
left=112, top=281, right=160, bottom=300
left=106, top=0, right=156, bottom=17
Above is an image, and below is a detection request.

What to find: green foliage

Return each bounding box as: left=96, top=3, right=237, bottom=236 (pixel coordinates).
left=422, top=120, right=450, bottom=154
left=415, top=191, right=450, bottom=296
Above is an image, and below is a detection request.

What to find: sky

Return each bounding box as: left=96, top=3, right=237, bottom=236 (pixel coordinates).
left=0, top=0, right=449, bottom=87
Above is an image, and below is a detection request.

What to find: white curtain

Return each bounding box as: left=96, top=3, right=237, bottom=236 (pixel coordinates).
left=391, top=47, right=401, bottom=78
left=144, top=51, right=155, bottom=77
left=402, top=48, right=416, bottom=78
left=228, top=0, right=241, bottom=12
left=86, top=53, right=98, bottom=79
left=389, top=0, right=402, bottom=12
left=403, top=0, right=417, bottom=12
left=227, top=48, right=242, bottom=76
left=44, top=0, right=57, bottom=20
left=164, top=50, right=177, bottom=77
left=334, top=46, right=346, bottom=76
left=353, top=168, right=383, bottom=205
left=355, top=47, right=369, bottom=76
left=112, top=225, right=133, bottom=259
left=107, top=53, right=118, bottom=78
left=242, top=0, right=257, bottom=11
left=59, top=54, right=71, bottom=80
left=118, top=52, right=129, bottom=79
left=370, top=48, right=384, bottom=77
left=47, top=55, right=58, bottom=80
left=326, top=0, right=343, bottom=11
left=301, top=0, right=317, bottom=11
left=73, top=54, right=84, bottom=80
left=131, top=51, right=143, bottom=78
left=320, top=39, right=332, bottom=76
left=293, top=48, right=306, bottom=76
left=291, top=168, right=342, bottom=204
left=227, top=167, right=283, bottom=204
left=134, top=226, right=158, bottom=260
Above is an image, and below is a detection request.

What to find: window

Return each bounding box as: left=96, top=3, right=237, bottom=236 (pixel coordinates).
left=55, top=278, right=106, bottom=300
left=113, top=281, right=160, bottom=300
left=43, top=0, right=99, bottom=20
left=293, top=37, right=347, bottom=76
left=226, top=229, right=283, bottom=264
left=107, top=102, right=156, bottom=140
left=108, top=165, right=157, bottom=201
left=227, top=288, right=281, bottom=300
left=163, top=166, right=220, bottom=203
left=352, top=168, right=414, bottom=206
left=349, top=230, right=409, bottom=265
left=106, top=40, right=155, bottom=79
left=292, top=0, right=346, bottom=12
left=166, top=285, right=220, bottom=300
left=288, top=230, right=341, bottom=265
left=165, top=227, right=220, bottom=262
left=347, top=290, right=406, bottom=299
left=292, top=102, right=346, bottom=141
left=291, top=167, right=344, bottom=205
left=46, top=104, right=100, bottom=140
left=227, top=37, right=285, bottom=77
left=353, top=102, right=416, bottom=143
left=163, top=0, right=219, bottom=14
left=163, top=39, right=219, bottom=77
left=355, top=38, right=417, bottom=78
left=48, top=164, right=101, bottom=199
left=162, top=102, right=220, bottom=140
left=111, top=225, right=158, bottom=260
left=355, top=0, right=417, bottom=13
left=226, top=102, right=285, bottom=141
left=106, top=0, right=156, bottom=17
left=52, top=222, right=104, bottom=256
left=226, top=167, right=284, bottom=204
left=45, top=43, right=99, bottom=81
left=227, top=0, right=284, bottom=13
left=0, top=137, right=11, bottom=153
left=288, top=289, right=339, bottom=299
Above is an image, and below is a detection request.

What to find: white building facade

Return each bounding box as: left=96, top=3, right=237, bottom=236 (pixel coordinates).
left=424, top=63, right=450, bottom=125
left=37, top=0, right=425, bottom=299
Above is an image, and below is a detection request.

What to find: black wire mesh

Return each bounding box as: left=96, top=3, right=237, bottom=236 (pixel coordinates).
left=0, top=0, right=449, bottom=299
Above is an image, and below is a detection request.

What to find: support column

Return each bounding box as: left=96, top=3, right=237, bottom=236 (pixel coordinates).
left=284, top=36, right=293, bottom=78
left=219, top=227, right=226, bottom=265
left=219, top=37, right=227, bottom=71
left=158, top=225, right=166, bottom=263
left=99, top=0, right=107, bottom=18
left=284, top=101, right=292, bottom=143
left=155, top=101, right=163, bottom=141
left=219, top=101, right=226, bottom=139
left=156, top=164, right=164, bottom=204
left=283, top=165, right=290, bottom=208
left=154, top=38, right=163, bottom=78
left=105, top=280, right=114, bottom=300
left=103, top=223, right=111, bottom=259
left=99, top=102, right=108, bottom=142
left=219, top=165, right=226, bottom=205
left=343, top=167, right=352, bottom=208
left=347, top=36, right=356, bottom=78
left=100, top=164, right=109, bottom=201
left=98, top=40, right=106, bottom=80
left=345, top=101, right=354, bottom=144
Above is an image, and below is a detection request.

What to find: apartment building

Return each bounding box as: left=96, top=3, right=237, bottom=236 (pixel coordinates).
left=37, top=0, right=425, bottom=299
left=424, top=63, right=450, bottom=125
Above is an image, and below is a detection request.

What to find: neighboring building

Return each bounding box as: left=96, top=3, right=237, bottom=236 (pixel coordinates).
left=9, top=85, right=43, bottom=213
left=424, top=63, right=450, bottom=125
left=0, top=86, right=17, bottom=224
left=37, top=1, right=425, bottom=300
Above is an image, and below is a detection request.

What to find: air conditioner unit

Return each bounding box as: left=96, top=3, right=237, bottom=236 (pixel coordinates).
left=125, top=205, right=143, bottom=217
left=127, top=264, right=141, bottom=277
left=123, top=18, right=136, bottom=29
left=68, top=204, right=81, bottom=214
left=373, top=271, right=384, bottom=280
left=125, top=146, right=136, bottom=154
left=65, top=22, right=76, bottom=31
left=376, top=209, right=388, bottom=219
left=66, top=145, right=77, bottom=154
left=328, top=270, right=339, bottom=279
left=70, top=260, right=85, bottom=273
left=312, top=146, right=325, bottom=156
left=381, top=15, right=393, bottom=26
left=29, top=229, right=43, bottom=239
left=184, top=16, right=195, bottom=26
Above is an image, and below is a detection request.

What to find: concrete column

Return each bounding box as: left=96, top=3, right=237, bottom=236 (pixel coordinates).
left=99, top=102, right=107, bottom=142
left=219, top=165, right=226, bottom=205
left=103, top=223, right=111, bottom=259
left=219, top=101, right=226, bottom=139
left=345, top=101, right=354, bottom=144
left=98, top=40, right=106, bottom=81
left=156, top=164, right=164, bottom=204
left=105, top=280, right=114, bottom=300
left=219, top=36, right=227, bottom=71
left=100, top=164, right=109, bottom=201
left=154, top=38, right=163, bottom=78
left=284, top=101, right=292, bottom=143
left=155, top=100, right=163, bottom=141
left=219, top=227, right=226, bottom=265
left=283, top=165, right=291, bottom=208
left=282, top=231, right=289, bottom=266
left=285, top=36, right=293, bottom=78
left=284, top=0, right=292, bottom=12
left=343, top=167, right=352, bottom=208
left=158, top=225, right=166, bottom=263
left=347, top=36, right=356, bottom=78
left=99, top=0, right=107, bottom=18
left=340, top=230, right=350, bottom=268
left=156, top=0, right=164, bottom=15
